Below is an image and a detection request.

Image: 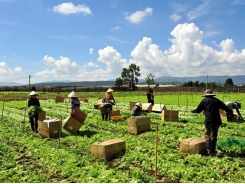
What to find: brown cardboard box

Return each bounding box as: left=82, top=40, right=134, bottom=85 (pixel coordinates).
left=130, top=101, right=138, bottom=111
left=161, top=110, right=179, bottom=121
left=80, top=98, right=89, bottom=103
left=220, top=109, right=238, bottom=121
left=110, top=116, right=124, bottom=121
left=38, top=111, right=46, bottom=121
left=38, top=119, right=61, bottom=138
left=55, top=96, right=64, bottom=103
left=180, top=138, right=206, bottom=155
left=65, top=98, right=70, bottom=103
left=142, top=103, right=153, bottom=112
left=152, top=104, right=167, bottom=113
left=71, top=109, right=87, bottom=124
left=94, top=104, right=100, bottom=110
left=91, top=139, right=126, bottom=160
left=111, top=109, right=120, bottom=116
left=63, top=116, right=82, bottom=134
left=127, top=117, right=151, bottom=135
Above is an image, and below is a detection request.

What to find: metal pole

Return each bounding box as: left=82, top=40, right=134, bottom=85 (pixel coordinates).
left=155, top=125, right=158, bottom=183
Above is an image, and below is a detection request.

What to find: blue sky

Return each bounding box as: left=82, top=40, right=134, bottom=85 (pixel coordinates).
left=1, top=0, right=245, bottom=84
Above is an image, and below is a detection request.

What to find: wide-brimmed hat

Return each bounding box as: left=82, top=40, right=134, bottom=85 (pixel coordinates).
left=68, top=91, right=78, bottom=98
left=136, top=102, right=141, bottom=106
left=29, top=91, right=38, bottom=96
left=150, top=85, right=154, bottom=88
left=235, top=101, right=241, bottom=109
left=107, top=88, right=114, bottom=93
left=202, top=89, right=216, bottom=97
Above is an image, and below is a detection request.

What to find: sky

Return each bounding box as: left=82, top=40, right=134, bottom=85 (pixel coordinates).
left=1, top=0, right=245, bottom=85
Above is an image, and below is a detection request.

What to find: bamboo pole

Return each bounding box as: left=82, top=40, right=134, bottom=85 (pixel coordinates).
left=1, top=100, right=5, bottom=120
left=155, top=125, right=158, bottom=183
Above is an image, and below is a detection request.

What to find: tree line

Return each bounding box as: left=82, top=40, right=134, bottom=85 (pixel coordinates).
left=114, top=63, right=235, bottom=88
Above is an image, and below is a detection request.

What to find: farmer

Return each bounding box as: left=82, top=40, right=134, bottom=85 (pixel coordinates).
left=147, top=85, right=154, bottom=105
left=131, top=102, right=142, bottom=116
left=68, top=91, right=80, bottom=114
left=28, top=91, right=40, bottom=132
left=225, top=101, right=243, bottom=121
left=191, top=89, right=234, bottom=156
left=99, top=88, right=115, bottom=121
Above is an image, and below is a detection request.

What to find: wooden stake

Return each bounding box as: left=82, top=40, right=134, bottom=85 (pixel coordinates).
left=155, top=125, right=158, bottom=183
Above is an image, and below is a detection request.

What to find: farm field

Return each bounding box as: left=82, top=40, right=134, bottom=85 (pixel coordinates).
left=1, top=91, right=245, bottom=182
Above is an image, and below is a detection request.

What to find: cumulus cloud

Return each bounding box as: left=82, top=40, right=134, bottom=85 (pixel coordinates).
left=169, top=14, right=182, bottom=22
left=36, top=55, right=79, bottom=79
left=129, top=23, right=245, bottom=78
left=125, top=7, right=153, bottom=24
left=0, top=62, right=22, bottom=75
left=87, top=62, right=99, bottom=68
left=53, top=2, right=92, bottom=15
left=35, top=23, right=245, bottom=81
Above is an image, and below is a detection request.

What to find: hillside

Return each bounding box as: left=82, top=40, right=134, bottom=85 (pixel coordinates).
left=1, top=75, right=245, bottom=87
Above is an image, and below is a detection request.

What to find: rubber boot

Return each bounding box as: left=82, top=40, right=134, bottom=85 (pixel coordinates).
left=34, top=121, right=38, bottom=132
left=101, top=114, right=105, bottom=120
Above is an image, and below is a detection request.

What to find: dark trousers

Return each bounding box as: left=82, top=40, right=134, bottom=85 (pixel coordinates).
left=100, top=104, right=112, bottom=121
left=204, top=123, right=220, bottom=153
left=148, top=99, right=154, bottom=105
left=29, top=113, right=38, bottom=131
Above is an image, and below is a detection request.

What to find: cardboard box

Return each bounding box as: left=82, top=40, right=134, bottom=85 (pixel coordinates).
left=111, top=109, right=120, bottom=116
left=142, top=103, right=153, bottom=112
left=63, top=116, right=82, bottom=134
left=38, top=119, right=61, bottom=138
left=161, top=110, right=179, bottom=121
left=38, top=111, right=46, bottom=121
left=220, top=109, right=238, bottom=122
left=55, top=96, right=64, bottom=103
left=71, top=109, right=87, bottom=124
left=127, top=116, right=151, bottom=135
left=130, top=101, right=138, bottom=111
left=152, top=104, right=167, bottom=113
left=180, top=138, right=206, bottom=155
left=65, top=98, right=70, bottom=103
left=80, top=98, right=89, bottom=103
left=94, top=104, right=100, bottom=110
left=110, top=116, right=124, bottom=121
left=91, top=139, right=126, bottom=160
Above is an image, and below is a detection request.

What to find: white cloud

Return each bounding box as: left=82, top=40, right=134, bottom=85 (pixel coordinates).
left=89, top=47, right=93, bottom=55
left=0, top=62, right=22, bottom=75
left=187, top=1, right=211, bottom=20
left=53, top=2, right=92, bottom=15
left=125, top=7, right=153, bottom=24
left=87, top=62, right=99, bottom=68
left=129, top=23, right=245, bottom=78
left=110, top=26, right=121, bottom=32
left=169, top=14, right=182, bottom=22
left=36, top=55, right=79, bottom=79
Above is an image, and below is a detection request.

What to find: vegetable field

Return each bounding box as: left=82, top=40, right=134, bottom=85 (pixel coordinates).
left=1, top=91, right=245, bottom=183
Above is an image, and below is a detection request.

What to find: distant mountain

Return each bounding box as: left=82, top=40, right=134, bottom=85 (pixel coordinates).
left=0, top=82, right=23, bottom=86
left=1, top=75, right=245, bottom=87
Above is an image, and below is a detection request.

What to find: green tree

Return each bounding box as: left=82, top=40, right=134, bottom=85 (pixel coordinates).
left=114, top=77, right=123, bottom=87
left=121, top=63, right=140, bottom=89
left=224, top=78, right=233, bottom=87
left=145, top=73, right=155, bottom=87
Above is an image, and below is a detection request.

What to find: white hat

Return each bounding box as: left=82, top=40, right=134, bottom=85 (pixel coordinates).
left=107, top=88, right=114, bottom=93
left=68, top=91, right=78, bottom=98
left=136, top=102, right=141, bottom=106
left=150, top=85, right=154, bottom=88
left=29, top=91, right=38, bottom=96
left=202, top=89, right=216, bottom=97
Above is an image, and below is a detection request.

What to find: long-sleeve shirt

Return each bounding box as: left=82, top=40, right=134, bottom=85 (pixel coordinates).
left=225, top=101, right=242, bottom=117
left=28, top=97, right=40, bottom=107
left=70, top=97, right=80, bottom=110
left=192, top=96, right=233, bottom=125
left=131, top=106, right=142, bottom=116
